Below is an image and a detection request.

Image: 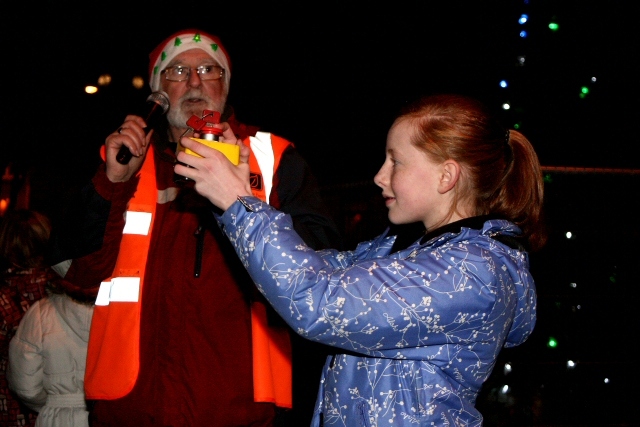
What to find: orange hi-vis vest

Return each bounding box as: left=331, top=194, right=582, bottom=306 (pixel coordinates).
left=85, top=133, right=293, bottom=408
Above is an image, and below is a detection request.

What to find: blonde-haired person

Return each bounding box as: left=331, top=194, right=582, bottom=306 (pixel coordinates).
left=1, top=209, right=56, bottom=427
left=176, top=93, right=546, bottom=426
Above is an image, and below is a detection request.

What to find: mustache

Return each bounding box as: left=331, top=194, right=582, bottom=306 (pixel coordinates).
left=178, top=90, right=212, bottom=104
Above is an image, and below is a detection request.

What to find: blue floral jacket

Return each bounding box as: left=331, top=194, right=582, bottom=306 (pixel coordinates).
left=217, top=197, right=537, bottom=427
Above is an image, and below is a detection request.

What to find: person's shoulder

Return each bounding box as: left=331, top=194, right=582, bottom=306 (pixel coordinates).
left=248, top=132, right=304, bottom=166
left=24, top=296, right=50, bottom=313
left=12, top=299, right=42, bottom=333
left=251, top=131, right=296, bottom=147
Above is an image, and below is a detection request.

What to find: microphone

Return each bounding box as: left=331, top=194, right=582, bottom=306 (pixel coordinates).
left=115, top=91, right=170, bottom=164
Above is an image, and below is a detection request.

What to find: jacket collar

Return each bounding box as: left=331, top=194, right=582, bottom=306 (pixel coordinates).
left=419, top=215, right=497, bottom=245
left=419, top=215, right=526, bottom=251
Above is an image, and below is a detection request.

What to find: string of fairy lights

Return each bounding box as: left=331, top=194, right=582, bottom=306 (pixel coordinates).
left=477, top=3, right=634, bottom=424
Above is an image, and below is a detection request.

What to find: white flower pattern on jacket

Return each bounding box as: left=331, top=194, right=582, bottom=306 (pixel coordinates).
left=217, top=197, right=536, bottom=427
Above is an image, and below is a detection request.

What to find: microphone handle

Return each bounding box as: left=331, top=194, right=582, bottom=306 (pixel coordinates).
left=116, top=145, right=134, bottom=165
left=115, top=102, right=166, bottom=165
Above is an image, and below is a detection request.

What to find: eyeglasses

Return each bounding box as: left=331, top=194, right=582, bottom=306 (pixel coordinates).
left=161, top=65, right=225, bottom=82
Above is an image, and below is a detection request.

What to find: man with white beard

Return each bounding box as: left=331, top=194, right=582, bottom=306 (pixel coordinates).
left=50, top=28, right=341, bottom=427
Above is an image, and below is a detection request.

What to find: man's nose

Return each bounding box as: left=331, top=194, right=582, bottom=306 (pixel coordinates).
left=187, top=69, right=202, bottom=87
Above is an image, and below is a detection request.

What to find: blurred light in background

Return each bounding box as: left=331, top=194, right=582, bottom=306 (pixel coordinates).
left=132, top=76, right=145, bottom=89
left=98, top=74, right=112, bottom=86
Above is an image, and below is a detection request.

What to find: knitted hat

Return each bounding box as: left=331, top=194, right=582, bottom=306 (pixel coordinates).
left=148, top=29, right=231, bottom=92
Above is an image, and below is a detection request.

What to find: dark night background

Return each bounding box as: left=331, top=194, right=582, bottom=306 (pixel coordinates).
left=2, top=1, right=639, bottom=426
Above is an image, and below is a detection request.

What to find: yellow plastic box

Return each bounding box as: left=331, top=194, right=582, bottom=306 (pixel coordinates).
left=184, top=137, right=240, bottom=165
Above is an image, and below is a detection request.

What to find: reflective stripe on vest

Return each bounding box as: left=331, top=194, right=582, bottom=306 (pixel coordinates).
left=247, top=132, right=292, bottom=407
left=85, top=134, right=293, bottom=408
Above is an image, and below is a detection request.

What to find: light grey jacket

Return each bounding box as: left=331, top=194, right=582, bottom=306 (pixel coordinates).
left=7, top=293, right=93, bottom=427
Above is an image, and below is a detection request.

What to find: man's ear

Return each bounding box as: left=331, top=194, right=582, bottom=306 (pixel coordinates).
left=438, top=160, right=461, bottom=194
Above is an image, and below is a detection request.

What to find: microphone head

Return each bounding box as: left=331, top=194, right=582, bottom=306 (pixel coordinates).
left=147, top=91, right=170, bottom=113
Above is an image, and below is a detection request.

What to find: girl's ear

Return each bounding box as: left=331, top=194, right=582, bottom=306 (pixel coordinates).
left=438, top=160, right=461, bottom=194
